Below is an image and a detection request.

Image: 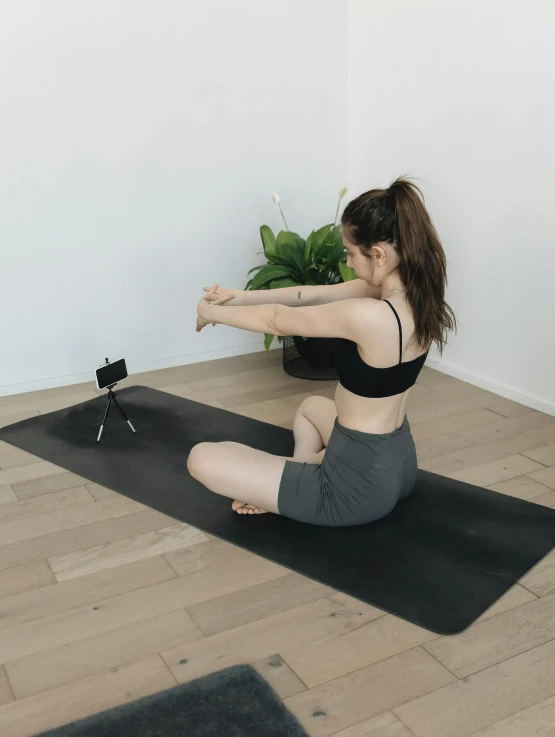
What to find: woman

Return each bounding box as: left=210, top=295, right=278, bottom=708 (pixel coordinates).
left=188, top=176, right=456, bottom=526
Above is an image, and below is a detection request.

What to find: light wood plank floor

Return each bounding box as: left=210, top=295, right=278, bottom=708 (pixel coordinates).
left=1, top=349, right=555, bottom=737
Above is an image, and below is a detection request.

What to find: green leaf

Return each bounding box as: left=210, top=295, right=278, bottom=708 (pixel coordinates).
left=260, top=225, right=277, bottom=261
left=252, top=217, right=348, bottom=292
left=275, top=229, right=305, bottom=249
left=339, top=261, right=358, bottom=281
left=309, top=224, right=337, bottom=261
left=250, top=264, right=294, bottom=290
left=304, top=230, right=315, bottom=262
left=270, top=277, right=298, bottom=289
left=274, top=231, right=306, bottom=273
left=312, top=224, right=332, bottom=244
left=264, top=333, right=275, bottom=350
left=317, top=224, right=344, bottom=262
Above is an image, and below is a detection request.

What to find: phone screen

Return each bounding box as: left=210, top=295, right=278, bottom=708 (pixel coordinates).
left=96, top=359, right=128, bottom=389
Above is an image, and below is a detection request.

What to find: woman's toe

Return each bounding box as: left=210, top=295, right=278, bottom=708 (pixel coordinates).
left=231, top=500, right=268, bottom=515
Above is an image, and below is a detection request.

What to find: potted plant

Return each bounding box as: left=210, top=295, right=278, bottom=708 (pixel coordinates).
left=245, top=187, right=357, bottom=368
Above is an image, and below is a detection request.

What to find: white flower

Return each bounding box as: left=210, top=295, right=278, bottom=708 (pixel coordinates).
left=338, top=186, right=347, bottom=199
left=271, top=193, right=281, bottom=206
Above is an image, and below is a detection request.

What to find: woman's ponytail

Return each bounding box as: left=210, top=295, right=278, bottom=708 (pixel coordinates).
left=342, top=176, right=456, bottom=353
left=390, top=178, right=456, bottom=352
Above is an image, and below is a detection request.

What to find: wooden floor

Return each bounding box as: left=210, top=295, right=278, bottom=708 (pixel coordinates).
left=1, top=349, right=555, bottom=737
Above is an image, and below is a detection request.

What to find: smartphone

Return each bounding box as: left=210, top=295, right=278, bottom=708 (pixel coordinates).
left=96, top=359, right=128, bottom=390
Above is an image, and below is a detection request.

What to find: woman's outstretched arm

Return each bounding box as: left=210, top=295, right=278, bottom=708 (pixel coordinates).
left=199, top=301, right=276, bottom=334
left=199, top=295, right=374, bottom=343
left=215, top=279, right=379, bottom=308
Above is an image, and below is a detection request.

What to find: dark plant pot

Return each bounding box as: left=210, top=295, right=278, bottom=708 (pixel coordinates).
left=292, top=335, right=335, bottom=369
left=282, top=335, right=338, bottom=381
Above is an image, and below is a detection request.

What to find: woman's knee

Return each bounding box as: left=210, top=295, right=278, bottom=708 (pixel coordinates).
left=298, top=395, right=327, bottom=414
left=187, top=440, right=241, bottom=477
left=296, top=395, right=337, bottom=446
left=187, top=441, right=214, bottom=476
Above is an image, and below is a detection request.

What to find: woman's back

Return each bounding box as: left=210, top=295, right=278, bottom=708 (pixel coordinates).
left=333, top=295, right=428, bottom=433
left=334, top=176, right=455, bottom=434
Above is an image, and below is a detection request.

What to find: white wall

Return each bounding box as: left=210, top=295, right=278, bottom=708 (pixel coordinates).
left=349, top=0, right=555, bottom=414
left=4, top=1, right=553, bottom=414
left=0, top=0, right=347, bottom=395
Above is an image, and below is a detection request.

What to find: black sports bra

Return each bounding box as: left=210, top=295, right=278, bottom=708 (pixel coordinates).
left=333, top=300, right=428, bottom=398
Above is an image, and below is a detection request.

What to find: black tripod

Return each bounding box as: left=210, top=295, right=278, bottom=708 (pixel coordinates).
left=97, top=384, right=136, bottom=443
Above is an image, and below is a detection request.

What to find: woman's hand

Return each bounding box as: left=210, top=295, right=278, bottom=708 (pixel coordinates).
left=202, top=286, right=239, bottom=303
left=196, top=284, right=235, bottom=332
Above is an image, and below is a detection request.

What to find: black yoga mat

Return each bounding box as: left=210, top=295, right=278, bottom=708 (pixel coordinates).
left=2, top=385, right=555, bottom=635
left=33, top=664, right=309, bottom=737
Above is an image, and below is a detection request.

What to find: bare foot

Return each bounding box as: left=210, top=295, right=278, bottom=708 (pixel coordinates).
left=232, top=500, right=268, bottom=515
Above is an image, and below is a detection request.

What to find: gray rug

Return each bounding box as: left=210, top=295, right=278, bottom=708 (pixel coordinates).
left=33, top=665, right=309, bottom=737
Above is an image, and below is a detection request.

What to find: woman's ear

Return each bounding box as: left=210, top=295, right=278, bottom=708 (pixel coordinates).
left=370, top=244, right=387, bottom=266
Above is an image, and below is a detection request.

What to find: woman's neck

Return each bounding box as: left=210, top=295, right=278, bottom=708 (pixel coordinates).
left=380, top=276, right=406, bottom=300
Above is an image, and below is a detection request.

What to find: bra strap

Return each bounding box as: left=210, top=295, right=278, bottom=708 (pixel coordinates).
left=384, top=300, right=403, bottom=364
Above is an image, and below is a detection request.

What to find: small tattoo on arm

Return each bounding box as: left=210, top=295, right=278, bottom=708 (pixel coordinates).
left=298, top=291, right=301, bottom=300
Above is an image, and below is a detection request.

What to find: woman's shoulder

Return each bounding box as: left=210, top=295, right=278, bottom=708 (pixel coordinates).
left=340, top=297, right=403, bottom=339
left=356, top=297, right=425, bottom=359
left=357, top=296, right=404, bottom=327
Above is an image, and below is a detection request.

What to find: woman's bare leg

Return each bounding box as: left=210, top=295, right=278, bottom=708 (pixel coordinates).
left=237, top=397, right=334, bottom=514
left=188, top=441, right=288, bottom=515
left=292, top=395, right=337, bottom=460
left=292, top=412, right=325, bottom=460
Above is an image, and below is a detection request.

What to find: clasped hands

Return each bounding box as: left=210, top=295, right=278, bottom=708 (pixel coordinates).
left=196, top=284, right=236, bottom=332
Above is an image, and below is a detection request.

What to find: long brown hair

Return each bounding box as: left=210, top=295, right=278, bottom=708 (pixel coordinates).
left=341, top=176, right=456, bottom=353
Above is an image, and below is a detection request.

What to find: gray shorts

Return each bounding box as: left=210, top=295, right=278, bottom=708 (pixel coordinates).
left=277, top=415, right=417, bottom=527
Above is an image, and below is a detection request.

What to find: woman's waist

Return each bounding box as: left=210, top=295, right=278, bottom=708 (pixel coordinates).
left=324, top=413, right=415, bottom=468
left=334, top=383, right=410, bottom=434
left=321, top=433, right=415, bottom=482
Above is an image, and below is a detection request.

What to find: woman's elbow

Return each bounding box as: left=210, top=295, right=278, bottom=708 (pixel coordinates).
left=268, top=305, right=288, bottom=336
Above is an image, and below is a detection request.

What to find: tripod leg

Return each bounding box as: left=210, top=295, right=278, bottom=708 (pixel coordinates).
left=112, top=395, right=136, bottom=434
left=97, top=394, right=112, bottom=442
